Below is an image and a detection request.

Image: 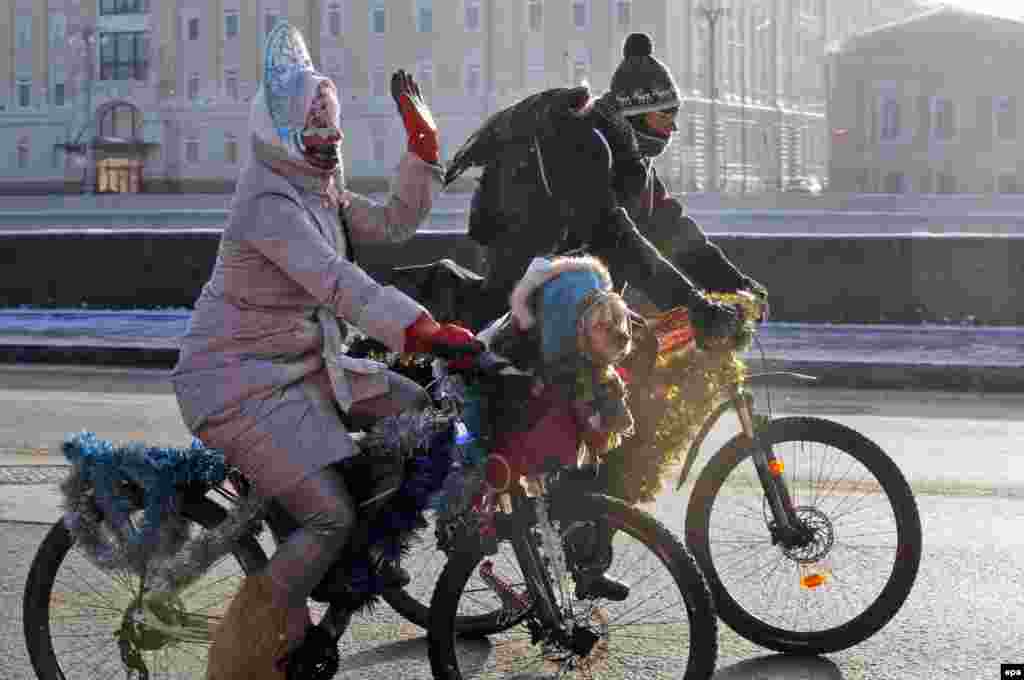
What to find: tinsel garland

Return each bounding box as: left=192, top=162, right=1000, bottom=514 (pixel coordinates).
left=146, top=492, right=266, bottom=596
left=605, top=293, right=761, bottom=505
left=319, top=407, right=460, bottom=598
left=60, top=432, right=235, bottom=575
left=59, top=411, right=459, bottom=601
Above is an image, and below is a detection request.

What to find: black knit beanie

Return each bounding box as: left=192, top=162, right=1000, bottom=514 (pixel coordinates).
left=607, top=33, right=681, bottom=117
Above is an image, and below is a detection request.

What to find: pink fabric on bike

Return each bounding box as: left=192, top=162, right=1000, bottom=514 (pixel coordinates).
left=485, top=387, right=582, bottom=492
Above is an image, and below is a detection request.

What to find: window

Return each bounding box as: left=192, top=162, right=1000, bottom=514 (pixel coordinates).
left=185, top=139, right=200, bottom=163
left=100, top=32, right=150, bottom=81
left=417, top=0, right=433, bottom=33
left=416, top=61, right=434, bottom=102
left=615, top=0, right=631, bottom=31
left=572, top=0, right=588, bottom=29
left=17, top=139, right=29, bottom=169
left=880, top=95, right=900, bottom=140
left=188, top=73, right=200, bottom=101
left=995, top=96, right=1016, bottom=141
left=16, top=16, right=31, bottom=50
left=225, top=71, right=239, bottom=100
left=465, top=0, right=481, bottom=31
left=17, top=80, right=31, bottom=108
left=465, top=63, right=481, bottom=95
left=371, top=4, right=386, bottom=34
left=373, top=67, right=389, bottom=97
left=225, top=11, right=239, bottom=39
left=225, top=134, right=239, bottom=164
left=101, top=0, right=149, bottom=15
left=49, top=13, right=67, bottom=48
left=328, top=4, right=342, bottom=37
left=188, top=17, right=200, bottom=41
left=100, top=104, right=141, bottom=139
left=528, top=0, right=543, bottom=32
left=54, top=82, right=65, bottom=107
left=933, top=98, right=955, bottom=141
left=265, top=13, right=280, bottom=36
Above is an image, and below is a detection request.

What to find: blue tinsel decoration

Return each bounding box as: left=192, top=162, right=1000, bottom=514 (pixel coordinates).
left=62, top=431, right=228, bottom=551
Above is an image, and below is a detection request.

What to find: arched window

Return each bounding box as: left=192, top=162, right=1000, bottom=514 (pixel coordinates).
left=99, top=103, right=141, bottom=140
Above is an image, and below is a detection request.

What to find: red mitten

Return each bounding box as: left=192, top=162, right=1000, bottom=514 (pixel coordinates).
left=403, top=313, right=479, bottom=366
left=391, top=69, right=439, bottom=164
left=404, top=312, right=442, bottom=355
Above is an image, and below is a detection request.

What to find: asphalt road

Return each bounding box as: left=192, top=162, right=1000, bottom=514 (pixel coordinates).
left=1, top=365, right=1022, bottom=679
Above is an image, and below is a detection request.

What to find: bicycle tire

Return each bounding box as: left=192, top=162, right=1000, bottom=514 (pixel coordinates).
left=23, top=497, right=268, bottom=680
left=685, top=416, right=922, bottom=655
left=428, top=492, right=718, bottom=679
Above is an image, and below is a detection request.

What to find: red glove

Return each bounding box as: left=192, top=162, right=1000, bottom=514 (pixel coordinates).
left=403, top=313, right=477, bottom=355
left=391, top=69, right=439, bottom=164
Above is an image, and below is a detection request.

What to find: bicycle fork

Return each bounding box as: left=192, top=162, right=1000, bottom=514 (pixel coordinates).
left=730, top=388, right=811, bottom=549
left=491, top=488, right=567, bottom=634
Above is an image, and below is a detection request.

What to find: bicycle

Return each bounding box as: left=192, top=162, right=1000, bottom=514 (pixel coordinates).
left=419, top=347, right=718, bottom=679
left=20, top=340, right=507, bottom=680
left=619, top=293, right=923, bottom=656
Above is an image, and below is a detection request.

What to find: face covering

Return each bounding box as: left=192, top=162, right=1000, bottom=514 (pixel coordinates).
left=299, top=80, right=343, bottom=172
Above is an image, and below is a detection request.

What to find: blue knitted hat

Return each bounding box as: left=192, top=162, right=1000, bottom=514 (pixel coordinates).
left=540, top=269, right=608, bottom=366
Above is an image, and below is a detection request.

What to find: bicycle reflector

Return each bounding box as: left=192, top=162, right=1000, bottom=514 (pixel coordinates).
left=799, top=561, right=832, bottom=589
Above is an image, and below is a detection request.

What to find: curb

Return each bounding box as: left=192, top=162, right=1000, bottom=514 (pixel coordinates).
left=754, top=360, right=1024, bottom=393
left=2, top=343, right=1022, bottom=392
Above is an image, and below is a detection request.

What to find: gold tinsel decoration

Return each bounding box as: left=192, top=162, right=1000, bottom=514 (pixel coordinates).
left=605, top=292, right=762, bottom=505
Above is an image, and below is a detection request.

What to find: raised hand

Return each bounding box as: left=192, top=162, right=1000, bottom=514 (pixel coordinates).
left=391, top=69, right=439, bottom=164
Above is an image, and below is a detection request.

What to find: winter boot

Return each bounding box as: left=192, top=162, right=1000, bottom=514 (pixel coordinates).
left=567, top=519, right=631, bottom=602
left=206, top=573, right=291, bottom=680
left=563, top=462, right=630, bottom=602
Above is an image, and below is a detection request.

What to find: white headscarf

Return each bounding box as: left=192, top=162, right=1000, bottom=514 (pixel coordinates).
left=249, top=22, right=345, bottom=204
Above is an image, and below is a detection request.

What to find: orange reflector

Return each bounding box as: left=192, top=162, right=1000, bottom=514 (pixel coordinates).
left=768, top=459, right=785, bottom=476
left=800, top=573, right=828, bottom=589
left=799, top=561, right=832, bottom=589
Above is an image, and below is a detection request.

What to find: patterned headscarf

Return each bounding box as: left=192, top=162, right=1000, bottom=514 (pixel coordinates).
left=249, top=22, right=345, bottom=207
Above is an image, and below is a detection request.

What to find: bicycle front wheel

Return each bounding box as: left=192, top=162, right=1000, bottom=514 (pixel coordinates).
left=23, top=497, right=267, bottom=680
left=685, top=416, right=922, bottom=654
left=428, top=493, right=718, bottom=679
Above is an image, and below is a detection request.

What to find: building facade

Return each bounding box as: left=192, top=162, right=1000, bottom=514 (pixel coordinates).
left=828, top=6, right=1024, bottom=195
left=1, top=0, right=925, bottom=194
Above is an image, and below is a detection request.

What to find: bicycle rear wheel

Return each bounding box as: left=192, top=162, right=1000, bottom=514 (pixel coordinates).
left=428, top=493, right=718, bottom=679
left=23, top=497, right=267, bottom=680
left=685, top=416, right=922, bottom=654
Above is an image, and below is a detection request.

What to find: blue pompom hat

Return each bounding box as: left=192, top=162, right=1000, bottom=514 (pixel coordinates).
left=508, top=256, right=615, bottom=368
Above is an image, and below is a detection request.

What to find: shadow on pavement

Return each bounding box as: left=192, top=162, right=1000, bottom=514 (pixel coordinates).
left=715, top=654, right=843, bottom=679
left=346, top=636, right=845, bottom=679
left=335, top=636, right=429, bottom=673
